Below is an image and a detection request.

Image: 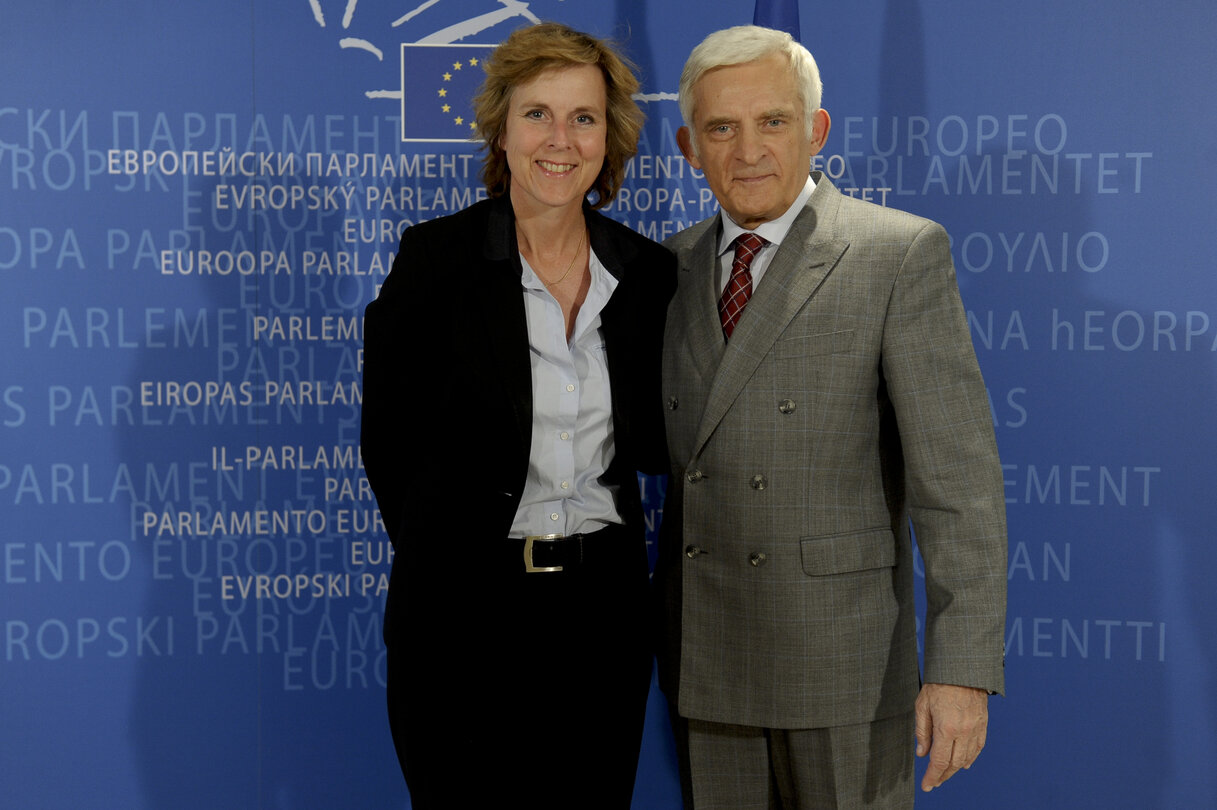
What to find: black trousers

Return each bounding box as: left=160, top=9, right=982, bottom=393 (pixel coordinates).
left=386, top=523, right=653, bottom=810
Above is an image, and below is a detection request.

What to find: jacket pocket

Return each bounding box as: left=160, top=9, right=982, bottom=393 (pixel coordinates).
left=775, top=328, right=854, bottom=358
left=799, top=528, right=895, bottom=576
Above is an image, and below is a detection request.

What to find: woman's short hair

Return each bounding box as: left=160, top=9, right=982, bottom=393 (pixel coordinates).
left=678, top=25, right=822, bottom=132
left=473, top=22, right=643, bottom=209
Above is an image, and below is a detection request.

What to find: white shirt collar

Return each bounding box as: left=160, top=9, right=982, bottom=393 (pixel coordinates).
left=717, top=174, right=816, bottom=256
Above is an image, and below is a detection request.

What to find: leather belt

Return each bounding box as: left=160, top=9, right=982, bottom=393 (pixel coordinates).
left=522, top=532, right=586, bottom=573
left=512, top=524, right=631, bottom=573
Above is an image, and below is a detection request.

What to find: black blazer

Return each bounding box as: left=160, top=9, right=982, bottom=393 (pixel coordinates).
left=361, top=195, right=675, bottom=647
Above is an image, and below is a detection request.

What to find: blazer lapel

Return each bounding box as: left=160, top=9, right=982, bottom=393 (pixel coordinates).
left=672, top=224, right=728, bottom=384
left=475, top=197, right=533, bottom=463
left=692, top=178, right=849, bottom=454
left=590, top=208, right=639, bottom=448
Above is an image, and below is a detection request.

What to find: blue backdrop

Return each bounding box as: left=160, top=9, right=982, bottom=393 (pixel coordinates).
left=3, top=1, right=1215, bottom=807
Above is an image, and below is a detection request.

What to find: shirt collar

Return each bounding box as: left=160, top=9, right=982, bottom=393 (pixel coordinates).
left=717, top=174, right=816, bottom=256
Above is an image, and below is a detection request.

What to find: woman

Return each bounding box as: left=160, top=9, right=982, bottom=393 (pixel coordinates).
left=360, top=23, right=675, bottom=810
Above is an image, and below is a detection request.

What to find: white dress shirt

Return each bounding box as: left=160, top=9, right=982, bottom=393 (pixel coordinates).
left=509, top=246, right=622, bottom=537
left=716, top=175, right=817, bottom=295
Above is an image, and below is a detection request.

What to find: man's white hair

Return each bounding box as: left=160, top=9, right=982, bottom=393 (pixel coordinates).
left=678, top=25, right=823, bottom=131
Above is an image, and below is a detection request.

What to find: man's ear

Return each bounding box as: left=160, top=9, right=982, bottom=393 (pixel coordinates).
left=676, top=126, right=702, bottom=169
left=808, top=108, right=831, bottom=157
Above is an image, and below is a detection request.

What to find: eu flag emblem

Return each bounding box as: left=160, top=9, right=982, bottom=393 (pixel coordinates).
left=400, top=43, right=496, bottom=143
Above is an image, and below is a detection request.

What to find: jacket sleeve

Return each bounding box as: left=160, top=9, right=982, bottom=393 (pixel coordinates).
left=359, top=225, right=423, bottom=550
left=880, top=220, right=1008, bottom=695
left=629, top=241, right=678, bottom=477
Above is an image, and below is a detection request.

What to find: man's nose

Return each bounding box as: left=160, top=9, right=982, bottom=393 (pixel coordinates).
left=734, top=126, right=764, bottom=163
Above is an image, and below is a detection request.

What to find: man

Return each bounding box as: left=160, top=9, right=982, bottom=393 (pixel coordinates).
left=657, top=25, right=1007, bottom=808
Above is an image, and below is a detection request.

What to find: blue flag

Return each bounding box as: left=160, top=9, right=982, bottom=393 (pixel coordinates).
left=400, top=43, right=496, bottom=143
left=753, top=0, right=801, bottom=39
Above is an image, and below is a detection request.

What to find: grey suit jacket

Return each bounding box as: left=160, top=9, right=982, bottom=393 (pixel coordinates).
left=658, top=173, right=1006, bottom=730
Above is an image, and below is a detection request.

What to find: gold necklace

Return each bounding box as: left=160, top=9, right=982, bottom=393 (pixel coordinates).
left=538, top=228, right=586, bottom=287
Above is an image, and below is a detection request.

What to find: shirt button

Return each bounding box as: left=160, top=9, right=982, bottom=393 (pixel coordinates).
left=566, top=384, right=575, bottom=392
left=561, top=481, right=569, bottom=490
left=550, top=513, right=559, bottom=521
left=560, top=431, right=570, bottom=441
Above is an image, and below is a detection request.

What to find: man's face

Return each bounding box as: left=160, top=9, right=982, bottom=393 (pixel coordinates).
left=678, top=53, right=830, bottom=229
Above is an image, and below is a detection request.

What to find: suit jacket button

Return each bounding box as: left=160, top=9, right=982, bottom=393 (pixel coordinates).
left=778, top=399, right=796, bottom=414
left=685, top=545, right=702, bottom=559
left=749, top=552, right=767, bottom=567
left=750, top=474, right=768, bottom=490
left=686, top=469, right=704, bottom=483
left=667, top=396, right=679, bottom=410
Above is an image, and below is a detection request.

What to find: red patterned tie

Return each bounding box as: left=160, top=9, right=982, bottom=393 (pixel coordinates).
left=719, top=232, right=766, bottom=339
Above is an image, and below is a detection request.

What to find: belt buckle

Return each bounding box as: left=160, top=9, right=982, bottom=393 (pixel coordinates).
left=523, top=533, right=564, bottom=573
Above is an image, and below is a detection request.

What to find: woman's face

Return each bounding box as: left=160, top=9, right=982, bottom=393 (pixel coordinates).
left=501, top=63, right=608, bottom=218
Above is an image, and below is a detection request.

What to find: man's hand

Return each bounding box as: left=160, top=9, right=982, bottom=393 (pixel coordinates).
left=914, top=682, right=989, bottom=792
